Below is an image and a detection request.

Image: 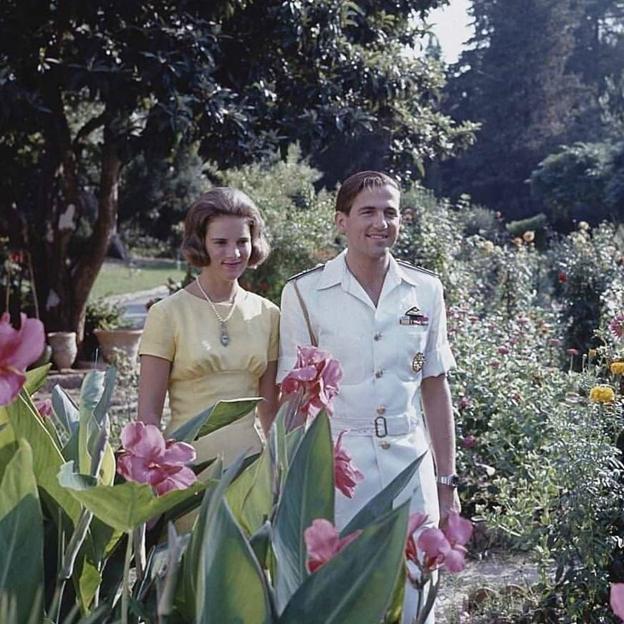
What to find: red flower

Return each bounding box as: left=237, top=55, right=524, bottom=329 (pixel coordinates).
left=558, top=271, right=567, bottom=284
left=611, top=583, right=624, bottom=622
left=333, top=431, right=364, bottom=498
left=0, top=313, right=45, bottom=406
left=461, top=435, right=477, bottom=449
left=610, top=314, right=624, bottom=340
left=281, top=345, right=342, bottom=420
left=304, top=518, right=361, bottom=573
left=117, top=421, right=197, bottom=496
left=458, top=396, right=471, bottom=410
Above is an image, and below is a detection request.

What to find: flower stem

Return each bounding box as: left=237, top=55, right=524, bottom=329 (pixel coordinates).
left=121, top=531, right=133, bottom=624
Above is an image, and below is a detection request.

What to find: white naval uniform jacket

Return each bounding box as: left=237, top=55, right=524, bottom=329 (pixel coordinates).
left=277, top=249, right=456, bottom=530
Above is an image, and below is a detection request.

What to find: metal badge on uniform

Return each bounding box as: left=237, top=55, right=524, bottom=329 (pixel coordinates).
left=411, top=352, right=425, bottom=373
left=399, top=306, right=429, bottom=326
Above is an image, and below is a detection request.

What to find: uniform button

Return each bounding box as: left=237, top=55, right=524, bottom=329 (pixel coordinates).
left=380, top=441, right=391, bottom=450
left=376, top=406, right=386, bottom=415
left=375, top=370, right=383, bottom=379
left=374, top=332, right=382, bottom=341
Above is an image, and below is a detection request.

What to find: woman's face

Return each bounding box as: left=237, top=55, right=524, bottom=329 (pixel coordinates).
left=203, top=215, right=252, bottom=282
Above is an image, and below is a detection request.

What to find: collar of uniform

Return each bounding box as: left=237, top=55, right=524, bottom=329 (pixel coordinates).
left=316, top=250, right=418, bottom=291
left=391, top=256, right=419, bottom=286
left=316, top=249, right=348, bottom=290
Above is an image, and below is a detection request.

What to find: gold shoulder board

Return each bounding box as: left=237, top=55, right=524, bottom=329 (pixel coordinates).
left=286, top=263, right=325, bottom=283
left=397, top=260, right=438, bottom=278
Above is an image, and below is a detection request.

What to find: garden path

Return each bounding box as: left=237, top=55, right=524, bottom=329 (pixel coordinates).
left=105, top=285, right=168, bottom=328
left=436, top=553, right=539, bottom=622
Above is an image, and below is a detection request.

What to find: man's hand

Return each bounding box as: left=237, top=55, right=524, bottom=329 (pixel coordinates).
left=437, top=484, right=461, bottom=527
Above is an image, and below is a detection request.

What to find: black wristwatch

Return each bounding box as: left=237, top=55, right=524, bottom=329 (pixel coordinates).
left=437, top=474, right=460, bottom=488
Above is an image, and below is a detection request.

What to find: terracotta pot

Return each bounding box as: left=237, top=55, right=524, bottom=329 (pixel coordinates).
left=93, top=328, right=143, bottom=364
left=47, top=331, right=78, bottom=370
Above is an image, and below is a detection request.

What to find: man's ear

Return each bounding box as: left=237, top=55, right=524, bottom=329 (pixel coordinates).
left=335, top=211, right=346, bottom=233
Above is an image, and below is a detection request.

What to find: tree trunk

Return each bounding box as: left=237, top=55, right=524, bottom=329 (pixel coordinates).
left=30, top=127, right=121, bottom=342
left=71, top=134, right=122, bottom=341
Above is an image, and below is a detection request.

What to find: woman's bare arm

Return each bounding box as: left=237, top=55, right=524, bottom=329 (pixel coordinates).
left=257, top=360, right=279, bottom=435
left=137, top=355, right=171, bottom=427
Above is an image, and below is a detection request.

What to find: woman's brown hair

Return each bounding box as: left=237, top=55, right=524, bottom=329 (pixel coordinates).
left=181, top=187, right=270, bottom=268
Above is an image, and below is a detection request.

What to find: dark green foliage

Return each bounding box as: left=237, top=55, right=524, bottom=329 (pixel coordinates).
left=530, top=143, right=619, bottom=227
left=0, top=0, right=473, bottom=333
left=440, top=0, right=624, bottom=222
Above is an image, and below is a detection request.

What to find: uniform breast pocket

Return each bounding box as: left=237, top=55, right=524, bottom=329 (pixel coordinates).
left=395, top=325, right=428, bottom=381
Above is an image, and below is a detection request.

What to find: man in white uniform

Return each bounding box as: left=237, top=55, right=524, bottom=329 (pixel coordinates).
left=277, top=171, right=459, bottom=622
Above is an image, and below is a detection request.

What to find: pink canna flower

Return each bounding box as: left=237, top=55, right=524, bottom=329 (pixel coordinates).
left=417, top=527, right=451, bottom=570
left=281, top=345, right=343, bottom=420
left=304, top=518, right=361, bottom=573
left=117, top=421, right=197, bottom=495
left=35, top=398, right=53, bottom=419
left=417, top=511, right=473, bottom=573
left=405, top=512, right=428, bottom=565
left=333, top=431, right=364, bottom=498
left=611, top=583, right=624, bottom=621
left=0, top=313, right=45, bottom=406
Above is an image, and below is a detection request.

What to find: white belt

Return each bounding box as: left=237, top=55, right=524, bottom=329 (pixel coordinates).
left=330, top=413, right=419, bottom=437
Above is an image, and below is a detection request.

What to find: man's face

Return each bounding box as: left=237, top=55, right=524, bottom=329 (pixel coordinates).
left=335, top=184, right=401, bottom=262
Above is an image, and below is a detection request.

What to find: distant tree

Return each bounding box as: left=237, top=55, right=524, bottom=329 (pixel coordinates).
left=440, top=0, right=624, bottom=220
left=529, top=143, right=614, bottom=227
left=0, top=0, right=474, bottom=336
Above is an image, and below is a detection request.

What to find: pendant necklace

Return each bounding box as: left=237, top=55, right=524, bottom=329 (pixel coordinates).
left=195, top=278, right=238, bottom=347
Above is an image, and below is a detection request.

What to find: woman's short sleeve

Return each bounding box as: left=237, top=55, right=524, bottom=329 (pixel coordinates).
left=268, top=304, right=280, bottom=362
left=138, top=301, right=175, bottom=361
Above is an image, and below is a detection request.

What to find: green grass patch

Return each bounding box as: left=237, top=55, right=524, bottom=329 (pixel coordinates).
left=90, top=258, right=187, bottom=300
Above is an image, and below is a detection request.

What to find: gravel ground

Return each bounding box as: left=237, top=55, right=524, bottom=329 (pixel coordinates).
left=435, top=553, right=540, bottom=623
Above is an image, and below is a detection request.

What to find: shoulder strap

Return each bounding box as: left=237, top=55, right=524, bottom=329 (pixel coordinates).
left=292, top=280, right=318, bottom=347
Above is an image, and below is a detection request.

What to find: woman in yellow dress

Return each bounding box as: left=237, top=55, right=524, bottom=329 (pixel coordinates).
left=137, top=187, right=279, bottom=476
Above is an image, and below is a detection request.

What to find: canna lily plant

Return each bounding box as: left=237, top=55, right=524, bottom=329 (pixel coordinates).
left=0, top=321, right=471, bottom=623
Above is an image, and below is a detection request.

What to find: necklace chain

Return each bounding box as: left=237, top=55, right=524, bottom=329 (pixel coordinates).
left=195, top=278, right=238, bottom=346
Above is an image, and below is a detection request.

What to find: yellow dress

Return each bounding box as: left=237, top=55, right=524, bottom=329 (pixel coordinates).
left=139, top=287, right=279, bottom=465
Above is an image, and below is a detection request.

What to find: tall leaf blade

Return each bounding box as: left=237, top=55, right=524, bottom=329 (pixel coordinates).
left=196, top=500, right=272, bottom=623
left=226, top=446, right=272, bottom=534
left=51, top=385, right=80, bottom=439
left=341, top=451, right=426, bottom=536
left=279, top=504, right=410, bottom=624
left=59, top=467, right=206, bottom=533
left=7, top=393, right=80, bottom=522
left=0, top=440, right=44, bottom=623
left=273, top=413, right=334, bottom=612
left=177, top=454, right=245, bottom=620
left=169, top=398, right=261, bottom=442
left=24, top=364, right=52, bottom=396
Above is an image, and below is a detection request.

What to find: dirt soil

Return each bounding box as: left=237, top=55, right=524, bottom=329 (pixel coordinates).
left=435, top=553, right=540, bottom=623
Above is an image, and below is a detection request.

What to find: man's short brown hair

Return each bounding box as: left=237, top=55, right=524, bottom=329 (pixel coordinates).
left=181, top=187, right=270, bottom=268
left=335, top=171, right=400, bottom=215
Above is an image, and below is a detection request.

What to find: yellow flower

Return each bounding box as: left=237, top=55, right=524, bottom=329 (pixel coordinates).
left=588, top=349, right=597, bottom=359
left=522, top=230, right=535, bottom=243
left=482, top=240, right=495, bottom=255
left=610, top=362, right=624, bottom=376
left=578, top=221, right=590, bottom=231
left=589, top=385, right=616, bottom=403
